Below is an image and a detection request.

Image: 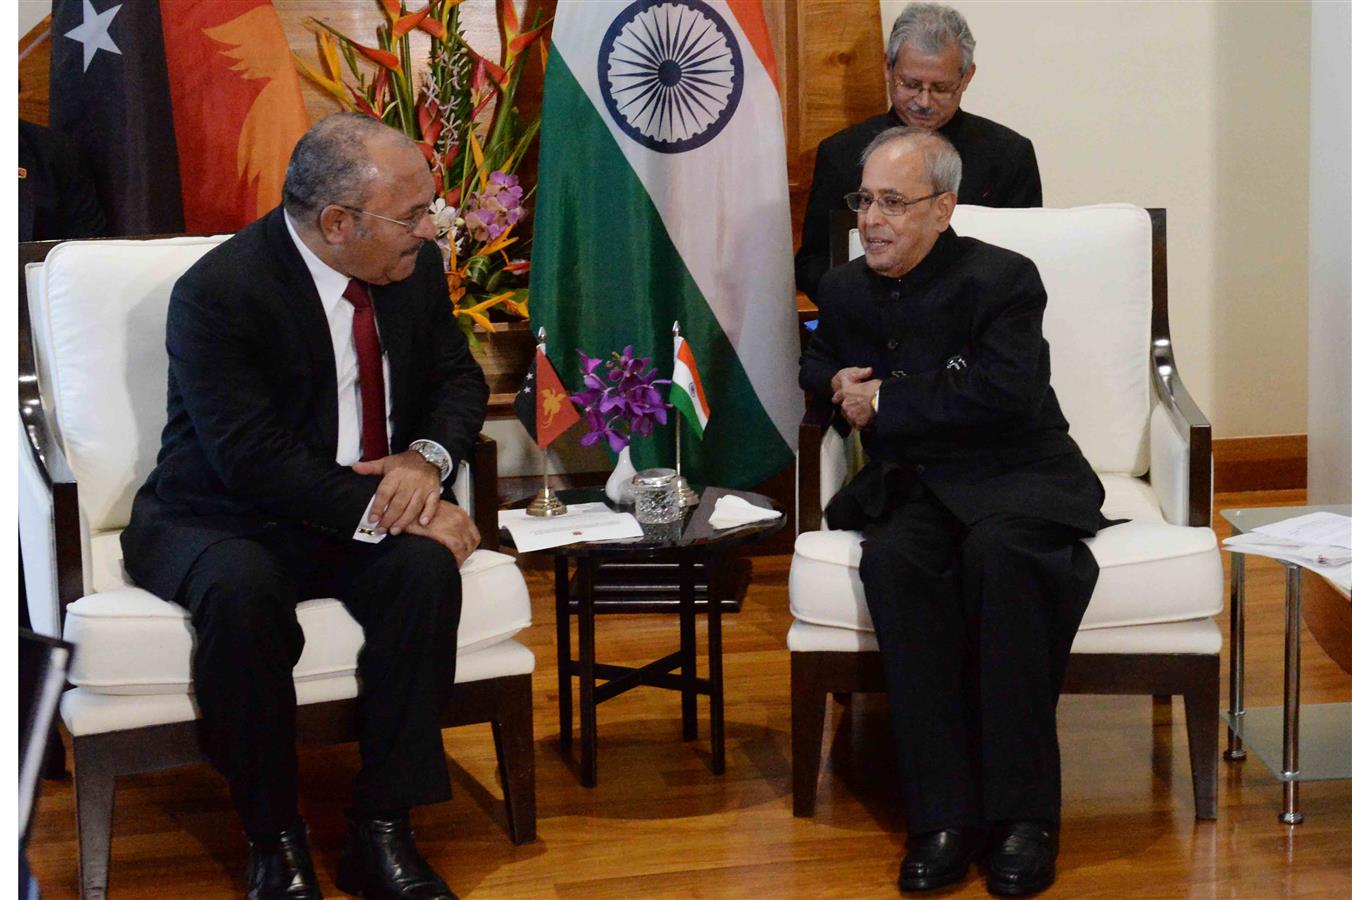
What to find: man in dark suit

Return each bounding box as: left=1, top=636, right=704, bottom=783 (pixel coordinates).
left=18, top=119, right=106, bottom=242
left=795, top=2, right=1041, bottom=299
left=800, top=127, right=1104, bottom=897
left=122, top=114, right=487, bottom=900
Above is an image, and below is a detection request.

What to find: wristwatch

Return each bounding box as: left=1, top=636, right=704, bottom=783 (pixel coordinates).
left=409, top=439, right=452, bottom=482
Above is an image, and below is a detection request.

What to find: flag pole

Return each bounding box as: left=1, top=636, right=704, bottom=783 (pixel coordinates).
left=672, top=321, right=699, bottom=508
left=526, top=327, right=567, bottom=517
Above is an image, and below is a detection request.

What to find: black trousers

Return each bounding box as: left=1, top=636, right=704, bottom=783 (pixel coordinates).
left=857, top=483, right=1098, bottom=834
left=176, top=526, right=462, bottom=838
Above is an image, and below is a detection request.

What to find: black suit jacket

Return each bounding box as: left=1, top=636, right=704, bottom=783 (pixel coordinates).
left=800, top=229, right=1103, bottom=536
left=795, top=108, right=1041, bottom=299
left=121, top=207, right=489, bottom=601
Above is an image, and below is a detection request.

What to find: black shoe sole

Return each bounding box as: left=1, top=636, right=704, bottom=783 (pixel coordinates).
left=986, top=868, right=1055, bottom=897
left=899, top=864, right=973, bottom=892
left=334, top=856, right=456, bottom=900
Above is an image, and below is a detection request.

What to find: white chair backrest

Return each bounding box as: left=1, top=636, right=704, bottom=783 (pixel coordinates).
left=846, top=204, right=1154, bottom=476
left=28, top=237, right=230, bottom=534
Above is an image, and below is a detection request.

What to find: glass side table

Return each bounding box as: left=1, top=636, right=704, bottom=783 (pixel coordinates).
left=1219, top=504, right=1352, bottom=824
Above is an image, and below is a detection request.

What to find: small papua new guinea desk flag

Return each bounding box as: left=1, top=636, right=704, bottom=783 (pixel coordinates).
left=515, top=345, right=580, bottom=448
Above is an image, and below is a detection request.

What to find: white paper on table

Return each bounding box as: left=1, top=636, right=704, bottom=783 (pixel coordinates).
left=1250, top=511, right=1352, bottom=550
left=1222, top=533, right=1352, bottom=591
left=500, top=502, right=644, bottom=552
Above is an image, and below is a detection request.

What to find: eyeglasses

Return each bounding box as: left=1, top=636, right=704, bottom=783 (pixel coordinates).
left=339, top=203, right=434, bottom=233
left=844, top=190, right=944, bottom=216
left=891, top=75, right=963, bottom=100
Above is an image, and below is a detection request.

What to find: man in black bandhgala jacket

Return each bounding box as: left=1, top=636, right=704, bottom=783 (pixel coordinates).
left=796, top=2, right=1041, bottom=300
left=800, top=126, right=1106, bottom=897
left=121, top=114, right=486, bottom=900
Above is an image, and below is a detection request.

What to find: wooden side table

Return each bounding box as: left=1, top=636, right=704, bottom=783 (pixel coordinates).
left=503, top=486, right=784, bottom=787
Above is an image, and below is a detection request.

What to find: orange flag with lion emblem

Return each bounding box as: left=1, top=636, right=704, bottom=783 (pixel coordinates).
left=160, top=0, right=308, bottom=232
left=514, top=345, right=581, bottom=449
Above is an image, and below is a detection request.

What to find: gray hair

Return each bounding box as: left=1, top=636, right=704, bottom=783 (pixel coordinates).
left=282, top=113, right=414, bottom=218
left=886, top=3, right=975, bottom=74
left=860, top=126, right=963, bottom=195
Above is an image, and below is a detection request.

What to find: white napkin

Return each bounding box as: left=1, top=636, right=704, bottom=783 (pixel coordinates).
left=708, top=494, right=782, bottom=530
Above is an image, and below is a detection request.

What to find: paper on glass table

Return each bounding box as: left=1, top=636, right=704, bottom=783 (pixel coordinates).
left=1250, top=511, right=1352, bottom=549
left=1222, top=514, right=1352, bottom=591
left=500, top=502, right=644, bottom=552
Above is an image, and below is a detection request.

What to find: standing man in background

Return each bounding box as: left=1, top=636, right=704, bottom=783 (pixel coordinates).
left=796, top=2, right=1041, bottom=299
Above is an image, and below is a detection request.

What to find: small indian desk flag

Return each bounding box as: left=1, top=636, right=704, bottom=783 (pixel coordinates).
left=514, top=344, right=580, bottom=448
left=671, top=329, right=711, bottom=439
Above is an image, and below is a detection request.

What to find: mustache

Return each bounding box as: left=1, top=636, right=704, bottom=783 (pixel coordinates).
left=906, top=104, right=936, bottom=116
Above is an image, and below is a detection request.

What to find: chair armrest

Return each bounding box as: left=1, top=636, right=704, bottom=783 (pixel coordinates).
left=1151, top=344, right=1212, bottom=527
left=19, top=241, right=85, bottom=624
left=19, top=375, right=84, bottom=621
left=796, top=399, right=835, bottom=533
left=470, top=433, right=500, bottom=551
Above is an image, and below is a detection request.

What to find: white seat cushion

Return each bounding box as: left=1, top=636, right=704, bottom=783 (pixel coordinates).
left=64, top=548, right=531, bottom=696
left=1099, top=473, right=1167, bottom=522
left=787, top=618, right=1220, bottom=656
left=789, top=509, right=1222, bottom=635
left=60, top=638, right=535, bottom=737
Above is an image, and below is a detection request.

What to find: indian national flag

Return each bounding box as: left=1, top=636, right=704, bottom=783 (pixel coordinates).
left=529, top=0, right=802, bottom=488
left=671, top=331, right=711, bottom=438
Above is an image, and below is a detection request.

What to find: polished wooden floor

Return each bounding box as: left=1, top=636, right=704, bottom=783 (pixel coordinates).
left=26, top=490, right=1352, bottom=898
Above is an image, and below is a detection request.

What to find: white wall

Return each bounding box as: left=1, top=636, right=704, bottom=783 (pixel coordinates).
left=18, top=1, right=50, bottom=38
left=1306, top=0, right=1351, bottom=505
left=879, top=0, right=1312, bottom=439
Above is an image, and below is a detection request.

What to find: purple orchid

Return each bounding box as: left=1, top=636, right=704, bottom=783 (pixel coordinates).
left=463, top=170, right=526, bottom=243
left=570, top=346, right=672, bottom=453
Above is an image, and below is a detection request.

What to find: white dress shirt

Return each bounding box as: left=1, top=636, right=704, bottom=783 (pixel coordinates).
left=284, top=214, right=451, bottom=542
left=285, top=213, right=395, bottom=466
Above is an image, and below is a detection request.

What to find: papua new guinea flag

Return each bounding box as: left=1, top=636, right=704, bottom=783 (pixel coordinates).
left=528, top=0, right=802, bottom=488
left=51, top=0, right=307, bottom=235
left=515, top=345, right=582, bottom=448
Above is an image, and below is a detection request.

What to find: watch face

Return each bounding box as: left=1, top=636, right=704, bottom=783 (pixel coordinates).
left=414, top=443, right=448, bottom=477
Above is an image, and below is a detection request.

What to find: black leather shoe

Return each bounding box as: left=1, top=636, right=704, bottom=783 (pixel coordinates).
left=336, top=811, right=455, bottom=900
left=898, top=828, right=980, bottom=892
left=246, top=821, right=322, bottom=900
left=985, top=821, right=1057, bottom=897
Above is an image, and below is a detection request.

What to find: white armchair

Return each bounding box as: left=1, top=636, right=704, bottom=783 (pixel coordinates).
left=790, top=205, right=1223, bottom=819
left=19, top=235, right=538, bottom=899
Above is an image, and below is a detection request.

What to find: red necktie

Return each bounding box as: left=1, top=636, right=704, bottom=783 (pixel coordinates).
left=342, top=278, right=390, bottom=461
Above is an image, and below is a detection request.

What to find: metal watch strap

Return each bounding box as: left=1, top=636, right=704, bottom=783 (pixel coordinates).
left=409, top=439, right=451, bottom=482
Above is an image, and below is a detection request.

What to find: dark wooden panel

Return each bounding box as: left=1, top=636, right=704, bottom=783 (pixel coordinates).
left=1214, top=434, right=1308, bottom=492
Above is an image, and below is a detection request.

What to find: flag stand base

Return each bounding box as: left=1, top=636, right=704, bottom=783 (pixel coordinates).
left=675, top=475, right=699, bottom=509
left=526, top=485, right=568, bottom=517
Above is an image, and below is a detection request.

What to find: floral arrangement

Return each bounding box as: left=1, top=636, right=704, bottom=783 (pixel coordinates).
left=570, top=347, right=672, bottom=454
left=295, top=0, right=549, bottom=342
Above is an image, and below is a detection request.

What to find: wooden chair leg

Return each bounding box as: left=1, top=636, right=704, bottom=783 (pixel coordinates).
left=1181, top=656, right=1220, bottom=820
left=42, top=725, right=68, bottom=780
left=491, top=675, right=536, bottom=844
left=1152, top=693, right=1174, bottom=724
left=791, top=653, right=828, bottom=818
left=73, top=737, right=115, bottom=900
